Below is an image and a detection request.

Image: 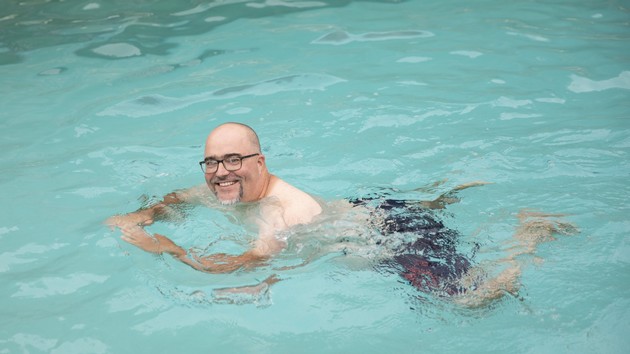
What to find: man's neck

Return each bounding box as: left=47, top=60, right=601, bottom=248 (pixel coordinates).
left=257, top=172, right=275, bottom=200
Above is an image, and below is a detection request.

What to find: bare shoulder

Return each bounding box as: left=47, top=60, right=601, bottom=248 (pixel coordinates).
left=267, top=177, right=322, bottom=226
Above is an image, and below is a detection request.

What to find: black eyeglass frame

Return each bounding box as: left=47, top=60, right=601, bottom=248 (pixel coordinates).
left=198, top=153, right=259, bottom=174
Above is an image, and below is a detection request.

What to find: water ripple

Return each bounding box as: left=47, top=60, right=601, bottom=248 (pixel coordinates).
left=98, top=73, right=346, bottom=117
left=312, top=30, right=434, bottom=45
left=568, top=71, right=630, bottom=93
left=12, top=272, right=109, bottom=298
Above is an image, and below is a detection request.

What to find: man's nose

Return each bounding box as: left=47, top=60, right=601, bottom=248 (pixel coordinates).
left=215, top=161, right=230, bottom=176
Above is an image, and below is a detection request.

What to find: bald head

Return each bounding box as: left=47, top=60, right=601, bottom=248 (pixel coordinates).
left=206, top=122, right=261, bottom=155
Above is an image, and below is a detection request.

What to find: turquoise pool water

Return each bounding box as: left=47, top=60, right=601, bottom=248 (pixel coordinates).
left=1, top=0, right=629, bottom=353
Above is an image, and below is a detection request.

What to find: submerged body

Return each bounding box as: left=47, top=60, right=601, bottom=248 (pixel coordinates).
left=108, top=123, right=576, bottom=307
left=301, top=195, right=577, bottom=306
left=355, top=198, right=472, bottom=296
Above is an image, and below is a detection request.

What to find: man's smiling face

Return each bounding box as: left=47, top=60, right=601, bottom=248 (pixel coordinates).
left=206, top=154, right=248, bottom=205
left=203, top=124, right=264, bottom=205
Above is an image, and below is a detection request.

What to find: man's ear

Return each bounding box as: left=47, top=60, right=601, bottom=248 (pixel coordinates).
left=257, top=154, right=266, bottom=173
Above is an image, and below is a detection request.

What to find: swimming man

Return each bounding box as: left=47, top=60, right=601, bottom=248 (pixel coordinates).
left=107, top=122, right=576, bottom=306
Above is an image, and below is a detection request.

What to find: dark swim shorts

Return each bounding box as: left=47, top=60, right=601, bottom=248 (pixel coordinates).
left=351, top=198, right=472, bottom=296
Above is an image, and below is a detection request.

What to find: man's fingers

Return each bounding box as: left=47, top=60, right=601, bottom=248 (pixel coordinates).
left=120, top=225, right=148, bottom=240
left=121, top=234, right=138, bottom=246
left=121, top=228, right=141, bottom=240
left=120, top=226, right=161, bottom=254
left=105, top=216, right=122, bottom=229
left=141, top=219, right=154, bottom=226
left=106, top=213, right=154, bottom=230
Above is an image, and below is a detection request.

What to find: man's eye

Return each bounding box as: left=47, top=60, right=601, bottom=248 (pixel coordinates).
left=226, top=157, right=241, bottom=164
left=206, top=160, right=219, bottom=166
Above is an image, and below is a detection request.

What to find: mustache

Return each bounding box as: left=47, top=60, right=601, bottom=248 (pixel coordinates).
left=210, top=174, right=243, bottom=184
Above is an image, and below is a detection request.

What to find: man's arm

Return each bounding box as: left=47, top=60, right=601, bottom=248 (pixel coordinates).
left=111, top=186, right=299, bottom=274
left=107, top=186, right=212, bottom=269
left=189, top=234, right=284, bottom=273
left=106, top=191, right=185, bottom=228
left=106, top=184, right=212, bottom=228
left=182, top=179, right=320, bottom=274
left=119, top=224, right=277, bottom=274
left=187, top=204, right=288, bottom=273
left=116, top=199, right=287, bottom=274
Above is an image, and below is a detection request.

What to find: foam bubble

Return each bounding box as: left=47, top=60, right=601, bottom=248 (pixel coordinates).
left=83, top=3, right=100, bottom=10
left=0, top=226, right=19, bottom=236
left=204, top=16, right=226, bottom=22
left=450, top=50, right=483, bottom=58
left=506, top=31, right=550, bottom=42
left=10, top=334, right=57, bottom=352
left=38, top=67, right=65, bottom=76
left=500, top=113, right=541, bottom=120
left=74, top=124, right=99, bottom=137
left=247, top=0, right=325, bottom=9
left=50, top=338, right=108, bottom=354
left=397, top=56, right=432, bottom=63
left=396, top=80, right=428, bottom=86
left=171, top=4, right=211, bottom=16
left=0, top=14, right=18, bottom=22
left=226, top=107, right=252, bottom=115
left=313, top=30, right=434, bottom=45
left=70, top=187, right=118, bottom=198
left=359, top=110, right=451, bottom=132
left=1, top=243, right=68, bottom=272
left=492, top=96, right=532, bottom=108
left=568, top=71, right=630, bottom=93
left=92, top=43, right=141, bottom=58
left=536, top=97, right=566, bottom=104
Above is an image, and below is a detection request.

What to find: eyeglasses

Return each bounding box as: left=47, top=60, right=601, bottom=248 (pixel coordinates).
left=199, top=153, right=259, bottom=174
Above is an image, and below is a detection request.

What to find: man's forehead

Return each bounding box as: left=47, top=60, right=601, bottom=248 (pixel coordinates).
left=205, top=138, right=255, bottom=156
left=204, top=139, right=251, bottom=156
left=206, top=132, right=252, bottom=147
left=204, top=152, right=242, bottom=159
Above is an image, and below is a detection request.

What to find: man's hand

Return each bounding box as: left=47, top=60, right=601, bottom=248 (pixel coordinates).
left=191, top=251, right=268, bottom=274
left=106, top=210, right=155, bottom=229
left=120, top=225, right=185, bottom=256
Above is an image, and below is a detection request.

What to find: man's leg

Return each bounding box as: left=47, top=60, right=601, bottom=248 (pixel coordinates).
left=455, top=211, right=578, bottom=307
left=212, top=274, right=280, bottom=305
